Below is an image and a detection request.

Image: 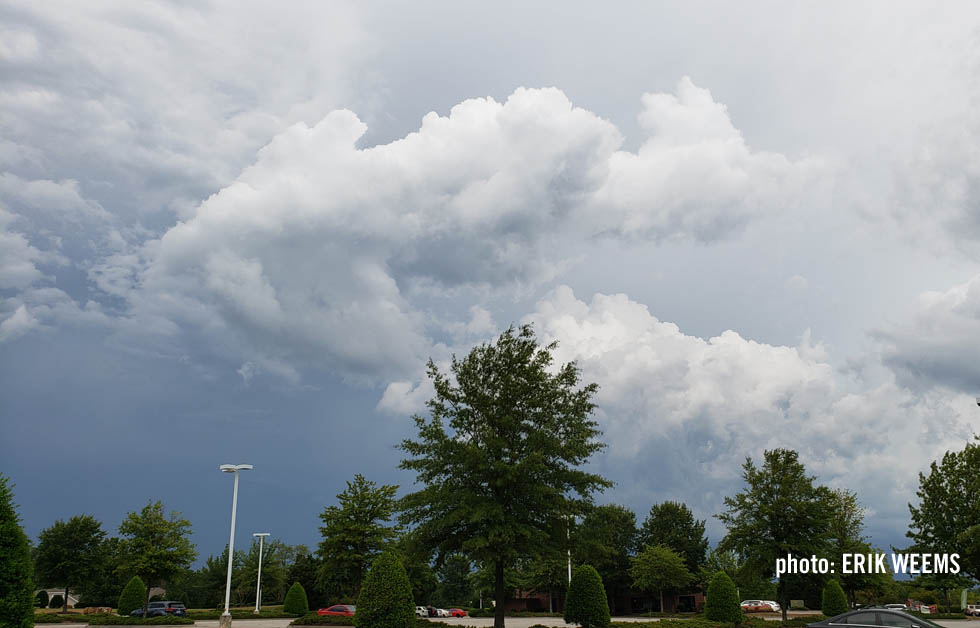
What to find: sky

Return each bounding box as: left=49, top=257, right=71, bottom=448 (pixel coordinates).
left=3, top=1, right=980, bottom=566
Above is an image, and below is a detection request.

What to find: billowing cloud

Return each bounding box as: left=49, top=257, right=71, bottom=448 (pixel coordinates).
left=521, top=286, right=974, bottom=534
left=114, top=81, right=815, bottom=382
left=877, top=274, right=980, bottom=393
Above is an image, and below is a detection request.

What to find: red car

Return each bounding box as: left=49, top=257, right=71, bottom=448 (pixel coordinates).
left=449, top=609, right=467, bottom=617
left=318, top=605, right=356, bottom=617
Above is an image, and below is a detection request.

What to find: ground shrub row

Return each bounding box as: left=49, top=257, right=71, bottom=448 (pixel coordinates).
left=87, top=617, right=195, bottom=626
left=290, top=615, right=438, bottom=626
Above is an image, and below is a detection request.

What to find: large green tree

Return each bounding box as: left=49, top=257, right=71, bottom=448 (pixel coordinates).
left=717, top=449, right=833, bottom=621
left=118, top=501, right=196, bottom=616
left=630, top=544, right=693, bottom=613
left=825, top=489, right=889, bottom=606
left=0, top=474, right=34, bottom=628
left=398, top=325, right=611, bottom=628
left=574, top=504, right=637, bottom=613
left=317, top=474, right=400, bottom=599
left=76, top=537, right=131, bottom=607
left=435, top=555, right=473, bottom=606
left=287, top=548, right=323, bottom=609
left=36, top=515, right=106, bottom=612
left=908, top=441, right=980, bottom=580
left=638, top=501, right=708, bottom=574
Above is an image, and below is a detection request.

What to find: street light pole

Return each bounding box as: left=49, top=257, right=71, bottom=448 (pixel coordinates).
left=219, top=464, right=253, bottom=628
left=253, top=533, right=270, bottom=614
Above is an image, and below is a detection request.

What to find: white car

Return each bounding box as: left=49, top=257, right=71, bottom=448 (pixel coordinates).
left=416, top=607, right=428, bottom=618
left=437, top=609, right=450, bottom=617
left=764, top=601, right=781, bottom=612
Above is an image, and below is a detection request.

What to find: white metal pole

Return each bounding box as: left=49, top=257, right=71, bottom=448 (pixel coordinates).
left=567, top=517, right=572, bottom=584
left=254, top=535, right=265, bottom=614
left=224, top=471, right=240, bottom=617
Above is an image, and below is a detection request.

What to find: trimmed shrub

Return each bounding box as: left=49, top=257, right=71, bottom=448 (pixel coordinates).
left=0, top=474, right=34, bottom=628
left=354, top=550, right=416, bottom=628
left=37, top=590, right=50, bottom=608
left=50, top=595, right=65, bottom=609
left=821, top=580, right=847, bottom=617
left=292, top=616, right=435, bottom=627
left=87, top=616, right=194, bottom=625
left=117, top=576, right=147, bottom=616
left=564, top=565, right=610, bottom=628
left=283, top=582, right=310, bottom=616
left=704, top=571, right=743, bottom=624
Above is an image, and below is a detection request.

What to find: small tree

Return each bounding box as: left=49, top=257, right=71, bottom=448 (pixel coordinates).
left=630, top=545, right=693, bottom=613
left=118, top=575, right=147, bottom=616
left=36, top=515, right=106, bottom=613
left=36, top=590, right=49, bottom=608
left=49, top=594, right=64, bottom=609
left=283, top=582, right=309, bottom=616
left=354, top=551, right=415, bottom=628
left=704, top=571, right=743, bottom=624
left=564, top=565, right=610, bottom=628
left=822, top=580, right=848, bottom=617
left=0, top=474, right=34, bottom=628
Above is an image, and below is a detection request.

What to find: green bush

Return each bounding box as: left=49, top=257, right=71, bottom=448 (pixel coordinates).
left=283, top=582, right=310, bottom=616
left=36, top=590, right=50, bottom=608
left=33, top=613, right=93, bottom=624
left=744, top=616, right=826, bottom=628
left=564, top=565, right=610, bottom=628
left=87, top=615, right=194, bottom=625
left=354, top=551, right=416, bottom=628
left=117, top=576, right=147, bottom=616
left=821, top=580, right=847, bottom=617
left=704, top=571, right=743, bottom=624
left=0, top=474, right=34, bottom=628
left=49, top=595, right=64, bottom=609
left=292, top=615, right=437, bottom=626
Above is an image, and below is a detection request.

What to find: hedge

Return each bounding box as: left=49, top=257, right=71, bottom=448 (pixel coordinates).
left=354, top=551, right=416, bottom=628
left=283, top=582, right=310, bottom=616
left=292, top=616, right=436, bottom=626
left=117, top=576, right=147, bottom=617
left=564, top=565, right=610, bottom=628
left=821, top=580, right=848, bottom=617
left=704, top=571, right=743, bottom=624
left=33, top=614, right=92, bottom=623
left=468, top=609, right=561, bottom=617
left=87, top=616, right=195, bottom=625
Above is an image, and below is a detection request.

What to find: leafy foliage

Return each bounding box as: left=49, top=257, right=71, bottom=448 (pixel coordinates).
left=564, top=565, right=610, bottom=628
left=77, top=537, right=131, bottom=608
left=118, top=502, right=196, bottom=616
left=283, top=582, right=310, bottom=616
left=704, top=571, right=743, bottom=624
left=288, top=549, right=323, bottom=610
left=0, top=474, right=34, bottom=628
left=717, top=449, right=833, bottom=620
left=820, top=580, right=847, bottom=617
left=318, top=474, right=400, bottom=599
left=36, top=515, right=106, bottom=612
left=399, top=325, right=610, bottom=628
left=36, top=590, right=49, bottom=608
left=354, top=551, right=415, bottom=628
left=86, top=615, right=194, bottom=625
left=117, top=576, right=147, bottom=616
left=574, top=505, right=637, bottom=614
left=49, top=595, right=64, bottom=609
left=630, top=545, right=693, bottom=612
left=433, top=555, right=472, bottom=606
left=639, top=502, right=708, bottom=574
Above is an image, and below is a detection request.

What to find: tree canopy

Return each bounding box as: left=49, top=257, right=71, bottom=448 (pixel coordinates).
left=574, top=504, right=637, bottom=613
left=638, top=501, right=708, bottom=574
left=398, top=324, right=610, bottom=628
left=118, top=501, right=196, bottom=615
left=36, top=514, right=106, bottom=612
left=0, top=474, right=34, bottom=628
left=717, top=449, right=832, bottom=621
left=317, top=474, right=400, bottom=599
left=630, top=544, right=693, bottom=613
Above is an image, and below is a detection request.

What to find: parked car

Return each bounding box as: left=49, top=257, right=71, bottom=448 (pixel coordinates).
left=426, top=606, right=438, bottom=617
left=130, top=602, right=186, bottom=617
left=449, top=609, right=467, bottom=617
left=964, top=604, right=980, bottom=617
left=884, top=604, right=909, bottom=611
left=317, top=605, right=356, bottom=617
left=436, top=609, right=450, bottom=617
left=764, top=601, right=782, bottom=612
left=741, top=600, right=778, bottom=612
left=416, top=606, right=428, bottom=618
left=807, top=609, right=946, bottom=628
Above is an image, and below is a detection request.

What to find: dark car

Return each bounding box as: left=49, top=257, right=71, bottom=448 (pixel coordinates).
left=807, top=609, right=945, bottom=628
left=317, top=605, right=356, bottom=617
left=130, top=601, right=186, bottom=617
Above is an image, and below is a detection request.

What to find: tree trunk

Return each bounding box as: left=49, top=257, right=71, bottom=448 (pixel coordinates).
left=659, top=589, right=664, bottom=614
left=64, top=586, right=69, bottom=614
left=144, top=585, right=151, bottom=617
left=494, top=560, right=505, bottom=628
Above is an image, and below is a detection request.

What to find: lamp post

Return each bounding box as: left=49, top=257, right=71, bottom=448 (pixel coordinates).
left=219, top=464, right=253, bottom=628
left=252, top=533, right=270, bottom=614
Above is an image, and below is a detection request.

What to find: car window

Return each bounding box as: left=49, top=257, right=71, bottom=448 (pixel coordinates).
left=879, top=613, right=911, bottom=628
left=846, top=612, right=878, bottom=626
